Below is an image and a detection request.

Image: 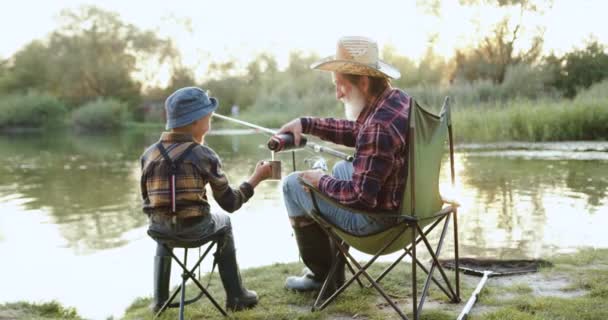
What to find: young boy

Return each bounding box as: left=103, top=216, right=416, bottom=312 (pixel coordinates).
left=140, top=87, right=272, bottom=312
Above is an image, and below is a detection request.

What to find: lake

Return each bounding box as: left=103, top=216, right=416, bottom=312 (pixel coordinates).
left=0, top=130, right=606, bottom=319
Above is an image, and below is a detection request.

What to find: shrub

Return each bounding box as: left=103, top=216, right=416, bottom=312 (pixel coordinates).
left=575, top=79, right=608, bottom=102
left=0, top=92, right=67, bottom=129
left=71, top=98, right=129, bottom=131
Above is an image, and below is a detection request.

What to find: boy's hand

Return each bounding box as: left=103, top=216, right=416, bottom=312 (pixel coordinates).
left=254, top=160, right=273, bottom=181
left=247, top=161, right=273, bottom=188
left=278, top=118, right=303, bottom=146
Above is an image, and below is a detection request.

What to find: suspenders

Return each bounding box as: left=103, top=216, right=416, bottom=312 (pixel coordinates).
left=156, top=142, right=198, bottom=216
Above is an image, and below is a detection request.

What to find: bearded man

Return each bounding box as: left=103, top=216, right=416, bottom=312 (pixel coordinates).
left=277, top=36, right=411, bottom=293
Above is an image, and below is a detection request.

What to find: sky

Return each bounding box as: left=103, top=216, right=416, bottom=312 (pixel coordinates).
left=0, top=0, right=605, bottom=83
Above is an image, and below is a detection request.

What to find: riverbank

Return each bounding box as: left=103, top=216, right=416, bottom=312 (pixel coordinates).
left=122, top=248, right=608, bottom=320
left=3, top=248, right=606, bottom=319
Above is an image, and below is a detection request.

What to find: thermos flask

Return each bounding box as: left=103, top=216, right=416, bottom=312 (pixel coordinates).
left=267, top=132, right=307, bottom=152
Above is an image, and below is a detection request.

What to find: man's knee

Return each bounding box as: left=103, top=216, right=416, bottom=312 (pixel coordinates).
left=282, top=171, right=301, bottom=196
left=332, top=160, right=353, bottom=179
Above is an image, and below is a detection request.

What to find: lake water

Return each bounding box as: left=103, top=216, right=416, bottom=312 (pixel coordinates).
left=0, top=130, right=606, bottom=319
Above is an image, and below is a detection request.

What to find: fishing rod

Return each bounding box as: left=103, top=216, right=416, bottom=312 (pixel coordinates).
left=213, top=113, right=354, bottom=162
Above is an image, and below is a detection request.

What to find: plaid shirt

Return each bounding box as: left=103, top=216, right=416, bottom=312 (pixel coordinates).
left=301, top=88, right=410, bottom=212
left=140, top=132, right=254, bottom=218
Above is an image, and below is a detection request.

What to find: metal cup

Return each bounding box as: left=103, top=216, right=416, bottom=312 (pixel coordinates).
left=268, top=160, right=282, bottom=180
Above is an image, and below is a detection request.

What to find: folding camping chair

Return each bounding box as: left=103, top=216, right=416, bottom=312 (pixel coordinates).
left=148, top=227, right=228, bottom=319
left=298, top=97, right=461, bottom=320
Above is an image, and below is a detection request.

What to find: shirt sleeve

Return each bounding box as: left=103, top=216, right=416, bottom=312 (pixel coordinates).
left=317, top=123, right=395, bottom=209
left=200, top=148, right=254, bottom=213
left=300, top=117, right=359, bottom=147
left=139, top=155, right=149, bottom=206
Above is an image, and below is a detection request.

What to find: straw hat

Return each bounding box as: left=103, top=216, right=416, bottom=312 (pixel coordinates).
left=310, top=36, right=401, bottom=79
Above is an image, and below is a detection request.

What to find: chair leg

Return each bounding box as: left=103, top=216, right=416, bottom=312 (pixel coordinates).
left=417, top=216, right=454, bottom=313
left=154, top=285, right=181, bottom=319
left=412, top=223, right=418, bottom=320
left=453, top=209, right=461, bottom=302
left=403, top=246, right=453, bottom=299
left=417, top=223, right=458, bottom=302
left=154, top=242, right=228, bottom=318
left=375, top=217, right=445, bottom=285
left=314, top=230, right=410, bottom=320
left=312, top=254, right=340, bottom=311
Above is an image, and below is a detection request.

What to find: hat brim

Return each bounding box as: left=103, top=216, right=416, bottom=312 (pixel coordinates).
left=310, top=56, right=401, bottom=79
left=165, top=97, right=218, bottom=130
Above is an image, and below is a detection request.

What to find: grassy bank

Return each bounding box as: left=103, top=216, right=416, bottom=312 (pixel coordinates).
left=3, top=81, right=607, bottom=143
left=2, top=248, right=607, bottom=319
left=0, top=301, right=82, bottom=320
left=227, top=91, right=608, bottom=144
left=119, top=248, right=607, bottom=320
left=452, top=98, right=608, bottom=143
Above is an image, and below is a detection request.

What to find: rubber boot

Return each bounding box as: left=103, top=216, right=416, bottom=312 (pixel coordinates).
left=150, top=255, right=172, bottom=313
left=216, top=229, right=258, bottom=312
left=331, top=240, right=346, bottom=290
left=285, top=222, right=341, bottom=292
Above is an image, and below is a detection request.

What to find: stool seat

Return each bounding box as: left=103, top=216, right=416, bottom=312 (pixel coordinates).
left=147, top=226, right=229, bottom=319
left=148, top=225, right=229, bottom=248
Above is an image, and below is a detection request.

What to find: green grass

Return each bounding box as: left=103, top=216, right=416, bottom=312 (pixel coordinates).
left=452, top=98, right=608, bottom=143
left=119, top=248, right=608, bottom=320
left=4, top=250, right=608, bottom=319
left=0, top=301, right=82, bottom=320
left=216, top=96, right=608, bottom=143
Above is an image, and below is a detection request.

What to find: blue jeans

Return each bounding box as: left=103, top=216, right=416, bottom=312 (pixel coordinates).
left=150, top=211, right=232, bottom=256
left=282, top=160, right=388, bottom=236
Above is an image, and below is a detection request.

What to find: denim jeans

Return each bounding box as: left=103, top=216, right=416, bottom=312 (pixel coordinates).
left=150, top=211, right=232, bottom=256
left=282, top=160, right=388, bottom=236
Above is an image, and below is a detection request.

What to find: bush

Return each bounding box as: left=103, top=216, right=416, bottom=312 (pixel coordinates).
left=71, top=98, right=129, bottom=131
left=0, top=92, right=67, bottom=129
left=453, top=98, right=608, bottom=142
left=575, top=79, right=608, bottom=102
left=0, top=300, right=82, bottom=319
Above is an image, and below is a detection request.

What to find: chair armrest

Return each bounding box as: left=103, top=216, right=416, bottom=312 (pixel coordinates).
left=441, top=195, right=461, bottom=207
left=297, top=176, right=416, bottom=222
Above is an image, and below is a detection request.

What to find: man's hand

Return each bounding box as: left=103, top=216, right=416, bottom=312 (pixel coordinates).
left=278, top=118, right=303, bottom=146
left=299, top=169, right=325, bottom=191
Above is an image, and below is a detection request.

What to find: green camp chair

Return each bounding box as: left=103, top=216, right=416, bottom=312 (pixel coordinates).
left=298, top=97, right=460, bottom=320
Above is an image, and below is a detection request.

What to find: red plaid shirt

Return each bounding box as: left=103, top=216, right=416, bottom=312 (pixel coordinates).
left=300, top=88, right=410, bottom=212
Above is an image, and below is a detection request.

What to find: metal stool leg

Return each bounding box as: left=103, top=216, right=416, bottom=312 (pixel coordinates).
left=179, top=248, right=188, bottom=320
left=154, top=241, right=228, bottom=319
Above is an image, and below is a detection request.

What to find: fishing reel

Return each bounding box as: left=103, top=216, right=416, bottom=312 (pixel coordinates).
left=304, top=156, right=328, bottom=172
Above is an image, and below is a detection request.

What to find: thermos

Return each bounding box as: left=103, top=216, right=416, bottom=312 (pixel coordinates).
left=267, top=132, right=307, bottom=152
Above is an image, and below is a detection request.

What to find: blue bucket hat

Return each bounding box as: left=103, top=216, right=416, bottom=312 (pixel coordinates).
left=165, top=87, right=219, bottom=130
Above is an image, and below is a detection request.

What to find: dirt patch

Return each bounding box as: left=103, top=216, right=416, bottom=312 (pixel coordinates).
left=0, top=310, right=21, bottom=320
left=369, top=271, right=587, bottom=319
left=489, top=272, right=586, bottom=298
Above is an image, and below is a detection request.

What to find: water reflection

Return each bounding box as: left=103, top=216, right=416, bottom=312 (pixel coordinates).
left=0, top=131, right=157, bottom=253
left=1, top=131, right=607, bottom=319
left=449, top=151, right=608, bottom=259
left=0, top=132, right=606, bottom=256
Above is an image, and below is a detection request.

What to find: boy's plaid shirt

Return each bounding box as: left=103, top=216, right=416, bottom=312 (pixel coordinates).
left=300, top=88, right=411, bottom=212
left=140, top=132, right=254, bottom=218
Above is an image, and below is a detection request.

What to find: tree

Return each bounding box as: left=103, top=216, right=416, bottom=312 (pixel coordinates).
left=0, top=41, right=52, bottom=94
left=544, top=40, right=608, bottom=98
left=0, top=6, right=177, bottom=108
left=46, top=6, right=176, bottom=107
left=450, top=0, right=550, bottom=83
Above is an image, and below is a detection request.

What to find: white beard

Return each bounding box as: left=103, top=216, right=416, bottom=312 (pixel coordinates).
left=342, top=86, right=367, bottom=121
